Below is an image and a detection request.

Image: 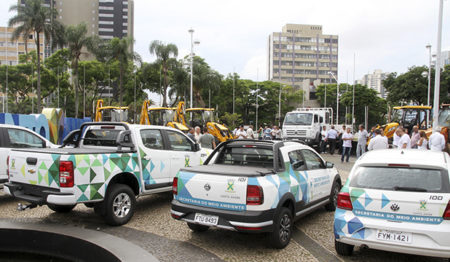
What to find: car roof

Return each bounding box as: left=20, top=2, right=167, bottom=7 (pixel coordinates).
left=357, top=149, right=449, bottom=170
left=128, top=124, right=184, bottom=131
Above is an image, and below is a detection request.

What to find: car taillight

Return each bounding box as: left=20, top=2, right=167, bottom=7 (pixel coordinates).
left=443, top=201, right=450, bottom=220
left=59, top=161, right=74, bottom=187
left=6, top=156, right=9, bottom=180
left=337, top=192, right=353, bottom=210
left=246, top=185, right=263, bottom=205
left=172, top=177, right=178, bottom=195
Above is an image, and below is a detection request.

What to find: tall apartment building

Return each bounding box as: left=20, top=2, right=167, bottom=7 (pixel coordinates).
left=0, top=26, right=44, bottom=65
left=356, top=69, right=389, bottom=99
left=267, top=24, right=338, bottom=91
left=19, top=0, right=134, bottom=59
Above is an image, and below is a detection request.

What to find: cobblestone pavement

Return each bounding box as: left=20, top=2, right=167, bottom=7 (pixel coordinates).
left=0, top=153, right=447, bottom=262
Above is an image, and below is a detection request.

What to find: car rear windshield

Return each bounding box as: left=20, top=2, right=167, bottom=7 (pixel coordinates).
left=214, top=145, right=274, bottom=167
left=83, top=129, right=121, bottom=147
left=350, top=166, right=450, bottom=193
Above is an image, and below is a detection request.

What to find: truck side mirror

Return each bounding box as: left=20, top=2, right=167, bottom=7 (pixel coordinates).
left=61, top=129, right=81, bottom=148
left=116, top=130, right=135, bottom=151
left=326, top=161, right=334, bottom=168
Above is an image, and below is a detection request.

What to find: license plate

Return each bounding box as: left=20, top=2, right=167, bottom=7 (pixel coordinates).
left=376, top=230, right=412, bottom=244
left=194, top=213, right=219, bottom=226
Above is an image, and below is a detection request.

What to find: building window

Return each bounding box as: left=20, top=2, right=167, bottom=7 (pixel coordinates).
left=122, top=30, right=128, bottom=33
left=99, top=13, right=114, bottom=17
left=99, top=20, right=114, bottom=25
left=99, top=6, right=114, bottom=10
left=99, top=28, right=114, bottom=32
left=123, top=8, right=128, bottom=12
left=123, top=22, right=128, bottom=26
left=123, top=15, right=128, bottom=19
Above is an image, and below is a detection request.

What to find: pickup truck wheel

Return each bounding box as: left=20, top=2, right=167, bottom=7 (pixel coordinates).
left=269, top=207, right=292, bottom=249
left=187, top=222, right=209, bottom=232
left=104, top=184, right=136, bottom=226
left=47, top=204, right=76, bottom=213
left=325, top=182, right=341, bottom=211
left=335, top=240, right=354, bottom=256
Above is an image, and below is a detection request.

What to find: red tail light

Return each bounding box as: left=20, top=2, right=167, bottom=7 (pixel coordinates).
left=443, top=201, right=450, bottom=220
left=337, top=192, right=353, bottom=210
left=6, top=156, right=9, bottom=180
left=59, top=161, right=74, bottom=187
left=246, top=185, right=263, bottom=205
left=172, top=177, right=178, bottom=195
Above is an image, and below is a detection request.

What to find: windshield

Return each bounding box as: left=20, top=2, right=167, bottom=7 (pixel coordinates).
left=215, top=146, right=274, bottom=167
left=391, top=109, right=403, bottom=123
left=149, top=110, right=165, bottom=125
left=283, top=113, right=313, bottom=125
left=439, top=108, right=450, bottom=127
left=350, top=166, right=449, bottom=193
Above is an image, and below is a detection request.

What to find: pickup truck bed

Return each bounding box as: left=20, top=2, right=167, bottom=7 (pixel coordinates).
left=180, top=164, right=275, bottom=177
left=11, top=147, right=133, bottom=155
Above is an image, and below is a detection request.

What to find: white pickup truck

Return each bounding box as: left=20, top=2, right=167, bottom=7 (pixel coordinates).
left=171, top=139, right=341, bottom=248
left=5, top=122, right=210, bottom=225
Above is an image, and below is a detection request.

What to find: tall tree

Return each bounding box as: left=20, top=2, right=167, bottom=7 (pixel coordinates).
left=65, top=23, right=95, bottom=118
left=8, top=0, right=62, bottom=112
left=108, top=37, right=138, bottom=107
left=149, top=40, right=178, bottom=107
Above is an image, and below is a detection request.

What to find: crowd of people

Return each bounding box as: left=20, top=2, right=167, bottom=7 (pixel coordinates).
left=187, top=126, right=216, bottom=150
left=232, top=124, right=282, bottom=140
left=320, top=124, right=447, bottom=163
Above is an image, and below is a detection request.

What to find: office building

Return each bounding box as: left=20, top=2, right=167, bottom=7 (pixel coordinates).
left=19, top=0, right=134, bottom=59
left=0, top=26, right=44, bottom=65
left=356, top=69, right=389, bottom=99
left=267, top=24, right=338, bottom=96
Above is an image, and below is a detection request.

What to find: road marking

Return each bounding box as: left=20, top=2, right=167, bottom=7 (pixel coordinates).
left=292, top=227, right=345, bottom=262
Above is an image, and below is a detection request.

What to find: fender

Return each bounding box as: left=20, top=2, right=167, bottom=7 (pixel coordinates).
left=273, top=193, right=297, bottom=220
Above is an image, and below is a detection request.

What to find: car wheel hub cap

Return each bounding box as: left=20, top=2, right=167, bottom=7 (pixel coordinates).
left=279, top=214, right=291, bottom=242
left=113, top=193, right=131, bottom=218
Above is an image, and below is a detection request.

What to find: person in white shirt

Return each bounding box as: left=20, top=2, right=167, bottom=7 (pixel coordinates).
left=235, top=125, right=248, bottom=139
left=194, top=126, right=202, bottom=142
left=392, top=129, right=400, bottom=148
left=356, top=124, right=368, bottom=158
left=326, top=125, right=338, bottom=155
left=368, top=129, right=389, bottom=151
left=417, top=130, right=428, bottom=150
left=341, top=127, right=353, bottom=162
left=396, top=127, right=411, bottom=149
left=246, top=125, right=255, bottom=139
left=429, top=128, right=446, bottom=152
left=271, top=126, right=282, bottom=140
left=320, top=126, right=328, bottom=153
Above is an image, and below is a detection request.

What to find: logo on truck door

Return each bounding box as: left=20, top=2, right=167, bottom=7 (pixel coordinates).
left=226, top=179, right=235, bottom=193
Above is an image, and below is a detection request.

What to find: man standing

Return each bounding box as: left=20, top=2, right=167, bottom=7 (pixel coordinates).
left=263, top=125, right=272, bottom=140
left=187, top=127, right=196, bottom=142
left=396, top=127, right=411, bottom=149
left=235, top=125, right=248, bottom=139
left=429, top=128, right=446, bottom=152
left=194, top=126, right=202, bottom=143
left=410, top=126, right=420, bottom=149
left=247, top=125, right=255, bottom=139
left=341, top=127, right=353, bottom=163
left=320, top=126, right=328, bottom=153
left=272, top=126, right=282, bottom=140
left=326, top=125, right=338, bottom=155
left=368, top=129, right=389, bottom=151
left=356, top=124, right=368, bottom=158
left=199, top=127, right=216, bottom=149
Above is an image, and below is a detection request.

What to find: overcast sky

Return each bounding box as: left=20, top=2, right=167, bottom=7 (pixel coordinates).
left=1, top=0, right=449, bottom=84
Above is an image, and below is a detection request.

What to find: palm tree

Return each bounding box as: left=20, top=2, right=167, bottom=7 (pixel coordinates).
left=65, top=23, right=95, bottom=118
left=108, top=37, right=138, bottom=107
left=9, top=0, right=62, bottom=112
left=149, top=40, right=178, bottom=107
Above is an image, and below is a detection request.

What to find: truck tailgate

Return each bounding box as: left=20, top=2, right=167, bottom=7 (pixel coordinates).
left=8, top=151, right=61, bottom=188
left=175, top=171, right=248, bottom=211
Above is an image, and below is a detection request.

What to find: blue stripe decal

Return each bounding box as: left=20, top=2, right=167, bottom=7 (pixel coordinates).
left=175, top=196, right=246, bottom=211
left=353, top=209, right=443, bottom=225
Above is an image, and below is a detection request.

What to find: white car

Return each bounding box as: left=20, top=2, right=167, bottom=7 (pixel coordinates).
left=0, top=124, right=56, bottom=183
left=334, top=149, right=450, bottom=259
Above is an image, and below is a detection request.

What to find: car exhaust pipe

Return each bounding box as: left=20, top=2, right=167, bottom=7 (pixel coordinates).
left=17, top=203, right=37, bottom=211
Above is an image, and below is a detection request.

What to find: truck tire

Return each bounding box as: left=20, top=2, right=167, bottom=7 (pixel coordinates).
left=325, top=182, right=341, bottom=211
left=47, top=204, right=76, bottom=213
left=104, top=184, right=136, bottom=226
left=335, top=240, right=354, bottom=256
left=269, top=207, right=293, bottom=249
left=187, top=222, right=209, bottom=232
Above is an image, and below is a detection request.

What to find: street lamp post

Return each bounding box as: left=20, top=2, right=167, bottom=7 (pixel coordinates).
left=426, top=44, right=432, bottom=127
left=329, top=72, right=339, bottom=125
left=432, top=0, right=444, bottom=129
left=188, top=28, right=200, bottom=123
left=278, top=83, right=282, bottom=126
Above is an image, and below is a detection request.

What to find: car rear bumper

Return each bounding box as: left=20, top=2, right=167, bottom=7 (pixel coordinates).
left=171, top=199, right=275, bottom=232
left=337, top=237, right=450, bottom=258
left=4, top=182, right=77, bottom=205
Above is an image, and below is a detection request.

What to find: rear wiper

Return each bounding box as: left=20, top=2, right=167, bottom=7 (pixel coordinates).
left=393, top=186, right=427, bottom=192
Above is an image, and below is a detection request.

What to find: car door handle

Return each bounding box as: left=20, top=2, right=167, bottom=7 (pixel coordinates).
left=26, top=157, right=37, bottom=165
